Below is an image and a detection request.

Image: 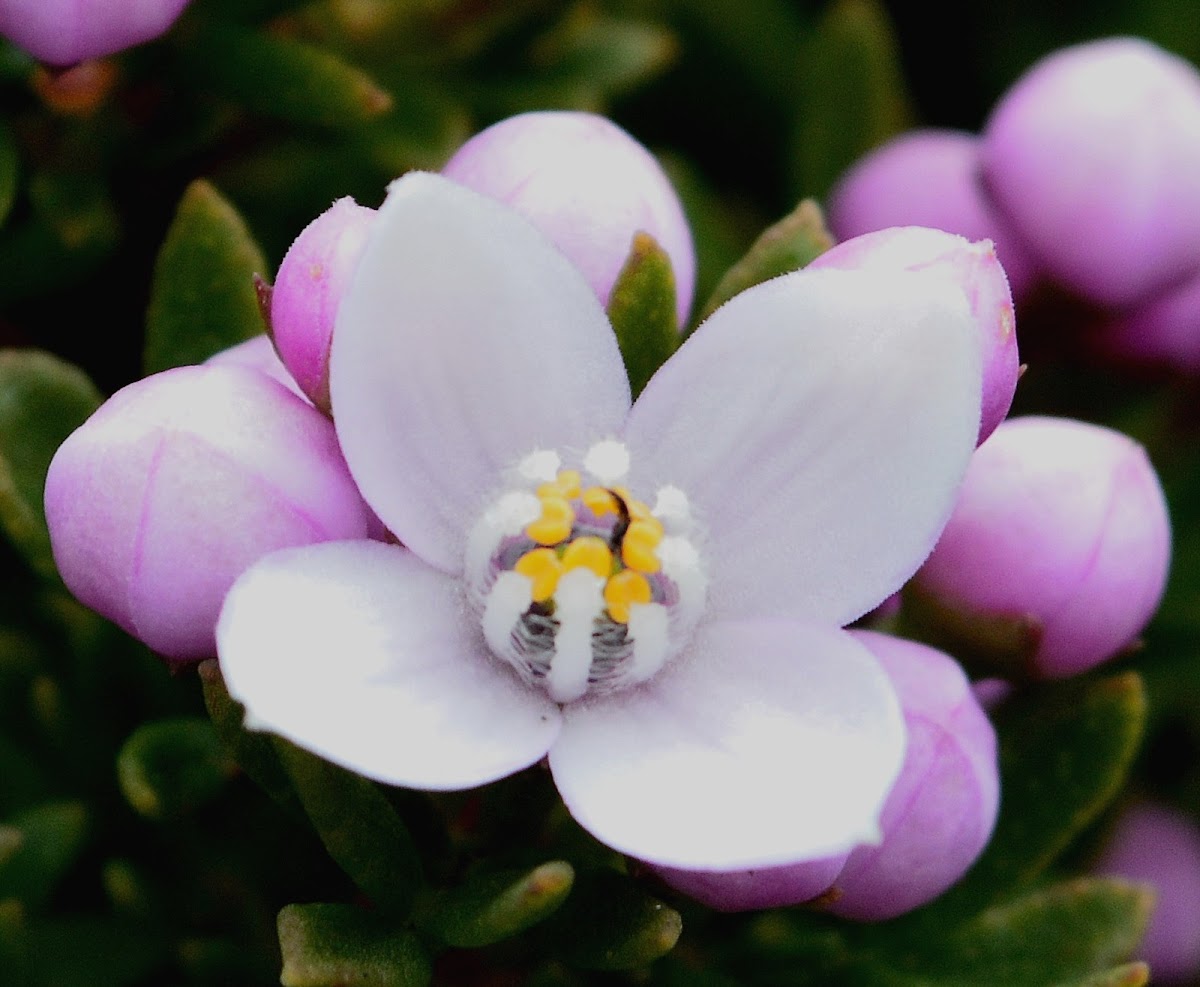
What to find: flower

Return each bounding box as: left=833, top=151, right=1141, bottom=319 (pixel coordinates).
left=44, top=364, right=374, bottom=661
left=441, top=111, right=696, bottom=327
left=648, top=632, right=1000, bottom=916
left=909, top=416, right=1171, bottom=679
left=827, top=128, right=1041, bottom=302
left=216, top=172, right=981, bottom=870
left=0, top=0, right=193, bottom=66
left=981, top=37, right=1200, bottom=308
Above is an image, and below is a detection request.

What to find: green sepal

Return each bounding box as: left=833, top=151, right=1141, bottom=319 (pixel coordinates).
left=0, top=801, right=88, bottom=910
left=903, top=878, right=1152, bottom=986
left=790, top=0, right=911, bottom=200
left=0, top=119, right=17, bottom=228
left=275, top=740, right=424, bottom=917
left=903, top=673, right=1146, bottom=923
left=696, top=198, right=833, bottom=324
left=418, top=860, right=574, bottom=948
left=144, top=179, right=268, bottom=374
left=277, top=902, right=431, bottom=987
left=545, top=869, right=682, bottom=971
left=0, top=350, right=102, bottom=580
left=181, top=23, right=392, bottom=129
left=116, top=716, right=236, bottom=820
left=607, top=232, right=679, bottom=398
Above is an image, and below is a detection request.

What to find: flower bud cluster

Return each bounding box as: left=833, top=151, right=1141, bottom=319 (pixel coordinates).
left=830, top=37, right=1200, bottom=373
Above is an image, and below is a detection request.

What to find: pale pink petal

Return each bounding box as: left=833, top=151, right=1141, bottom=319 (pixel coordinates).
left=623, top=268, right=980, bottom=627
left=217, top=540, right=562, bottom=790
left=549, top=618, right=905, bottom=870
left=331, top=172, right=630, bottom=574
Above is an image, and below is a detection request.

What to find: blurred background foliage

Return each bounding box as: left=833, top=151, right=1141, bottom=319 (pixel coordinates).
left=1, top=0, right=1200, bottom=984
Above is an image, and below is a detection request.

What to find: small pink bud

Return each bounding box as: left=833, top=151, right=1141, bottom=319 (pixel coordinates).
left=810, top=226, right=1019, bottom=445
left=1094, top=801, right=1200, bottom=984
left=1094, top=267, right=1200, bottom=374
left=827, top=129, right=1040, bottom=302
left=981, top=38, right=1200, bottom=308
left=441, top=111, right=696, bottom=327
left=647, top=634, right=999, bottom=918
left=271, top=197, right=375, bottom=410
left=206, top=334, right=307, bottom=400
left=0, top=0, right=192, bottom=66
left=44, top=365, right=373, bottom=661
left=911, top=416, right=1171, bottom=679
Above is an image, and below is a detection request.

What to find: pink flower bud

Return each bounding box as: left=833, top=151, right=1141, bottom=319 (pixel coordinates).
left=827, top=129, right=1041, bottom=302
left=981, top=38, right=1200, bottom=308
left=810, top=226, right=1019, bottom=444
left=45, top=365, right=373, bottom=661
left=271, top=197, right=375, bottom=410
left=0, top=0, right=192, bottom=66
left=1094, top=801, right=1200, bottom=984
left=1094, top=267, right=1200, bottom=374
left=205, top=334, right=306, bottom=400
left=647, top=633, right=999, bottom=917
left=441, top=111, right=696, bottom=327
left=911, top=416, right=1171, bottom=679
left=825, top=631, right=999, bottom=921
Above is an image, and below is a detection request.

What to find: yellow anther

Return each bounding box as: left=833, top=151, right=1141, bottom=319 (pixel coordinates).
left=514, top=549, right=563, bottom=602
left=621, top=519, right=663, bottom=573
left=582, top=486, right=618, bottom=516
left=604, top=570, right=652, bottom=624
left=526, top=495, right=574, bottom=546
left=611, top=486, right=652, bottom=520
left=561, top=537, right=614, bottom=580
left=538, top=469, right=582, bottom=500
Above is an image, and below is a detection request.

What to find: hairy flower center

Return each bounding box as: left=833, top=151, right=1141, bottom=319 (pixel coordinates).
left=465, top=441, right=706, bottom=704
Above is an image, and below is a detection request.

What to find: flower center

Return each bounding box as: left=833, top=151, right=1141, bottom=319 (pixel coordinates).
left=464, top=441, right=706, bottom=704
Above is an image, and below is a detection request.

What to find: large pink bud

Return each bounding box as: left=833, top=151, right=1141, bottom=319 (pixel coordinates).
left=441, top=111, right=696, bottom=327
left=810, top=226, right=1019, bottom=445
left=1094, top=267, right=1200, bottom=374
left=911, top=416, right=1171, bottom=679
left=0, top=0, right=192, bottom=66
left=981, top=38, right=1200, bottom=308
left=45, top=365, right=373, bottom=660
left=828, top=129, right=1040, bottom=302
left=648, top=633, right=999, bottom=918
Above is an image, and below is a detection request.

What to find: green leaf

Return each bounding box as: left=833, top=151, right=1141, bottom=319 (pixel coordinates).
left=420, top=860, right=574, bottom=948
left=116, top=717, right=235, bottom=820
left=607, top=232, right=679, bottom=398
left=908, top=673, right=1146, bottom=923
left=790, top=0, right=911, bottom=199
left=277, top=903, right=430, bottom=987
left=0, top=801, right=88, bottom=910
left=276, top=740, right=423, bottom=917
left=0, top=350, right=102, bottom=580
left=697, top=198, right=833, bottom=323
left=0, top=827, right=20, bottom=869
left=547, top=869, right=682, bottom=971
left=182, top=23, right=392, bottom=129
left=1054, top=962, right=1150, bottom=987
left=0, top=119, right=17, bottom=227
left=21, top=916, right=168, bottom=987
left=909, top=878, right=1152, bottom=986
left=144, top=179, right=268, bottom=374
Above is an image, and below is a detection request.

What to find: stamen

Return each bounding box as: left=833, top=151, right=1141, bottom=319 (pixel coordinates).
left=584, top=439, right=630, bottom=484
left=514, top=548, right=562, bottom=602
left=526, top=494, right=574, bottom=545
left=561, top=537, right=613, bottom=579
left=604, top=570, right=652, bottom=623
left=621, top=518, right=664, bottom=573
left=582, top=485, right=618, bottom=517
left=538, top=469, right=581, bottom=500
left=518, top=449, right=561, bottom=484
left=547, top=569, right=604, bottom=703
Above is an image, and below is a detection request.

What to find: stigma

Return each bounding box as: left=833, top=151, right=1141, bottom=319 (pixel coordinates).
left=465, top=442, right=707, bottom=704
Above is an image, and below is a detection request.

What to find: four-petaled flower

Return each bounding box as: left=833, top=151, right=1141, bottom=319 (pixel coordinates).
left=218, top=172, right=981, bottom=871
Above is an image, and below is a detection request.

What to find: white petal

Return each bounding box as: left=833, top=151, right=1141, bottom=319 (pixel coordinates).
left=217, top=540, right=562, bottom=790
left=331, top=173, right=631, bottom=573
left=549, top=618, right=906, bottom=870
left=623, top=268, right=981, bottom=626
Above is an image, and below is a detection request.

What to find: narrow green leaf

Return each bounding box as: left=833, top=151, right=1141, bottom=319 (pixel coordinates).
left=116, top=717, right=235, bottom=820
left=182, top=23, right=392, bottom=129
left=697, top=198, right=833, bottom=323
left=0, top=350, right=102, bottom=580
left=790, top=0, right=911, bottom=199
left=276, top=740, right=423, bottom=917
left=0, top=801, right=88, bottom=910
left=0, top=119, right=17, bottom=227
left=548, top=869, right=682, bottom=971
left=607, top=232, right=679, bottom=397
left=278, top=903, right=430, bottom=987
left=421, top=861, right=574, bottom=948
left=144, top=179, right=268, bottom=374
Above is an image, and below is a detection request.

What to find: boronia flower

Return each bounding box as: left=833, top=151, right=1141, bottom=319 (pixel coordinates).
left=217, top=172, right=982, bottom=870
